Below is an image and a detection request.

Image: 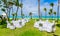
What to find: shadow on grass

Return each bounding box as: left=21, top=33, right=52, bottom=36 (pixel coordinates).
left=53, top=34, right=58, bottom=36
left=0, top=20, right=7, bottom=28
left=56, top=24, right=60, bottom=28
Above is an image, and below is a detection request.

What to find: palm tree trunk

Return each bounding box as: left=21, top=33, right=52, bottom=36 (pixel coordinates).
left=13, top=15, right=14, bottom=20
left=21, top=0, right=23, bottom=19
left=52, top=7, right=54, bottom=20
left=12, top=6, right=13, bottom=20
left=57, top=0, right=59, bottom=22
left=16, top=6, right=19, bottom=20
left=5, top=0, right=9, bottom=21
left=8, top=8, right=11, bottom=21
left=21, top=7, right=23, bottom=19
left=5, top=6, right=8, bottom=20
left=45, top=12, right=46, bottom=20
left=38, top=0, right=41, bottom=19
left=31, top=15, right=32, bottom=19
left=4, top=10, right=8, bottom=20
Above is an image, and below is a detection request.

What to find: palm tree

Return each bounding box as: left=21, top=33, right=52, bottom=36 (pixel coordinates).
left=20, top=0, right=23, bottom=19
left=54, top=12, right=56, bottom=15
left=50, top=8, right=53, bottom=18
left=8, top=1, right=14, bottom=20
left=54, top=11, right=56, bottom=19
left=29, top=12, right=32, bottom=19
left=12, top=13, right=16, bottom=20
left=2, top=0, right=7, bottom=5
left=22, top=13, right=24, bottom=19
left=48, top=9, right=53, bottom=19
left=44, top=8, right=47, bottom=20
left=50, top=3, right=54, bottom=8
left=12, top=13, right=15, bottom=20
left=38, top=0, right=41, bottom=19
left=8, top=1, right=14, bottom=12
left=49, top=12, right=51, bottom=19
left=1, top=8, right=9, bottom=22
left=14, top=13, right=17, bottom=20
left=2, top=0, right=14, bottom=21
left=0, top=1, right=1, bottom=4
left=57, top=0, right=60, bottom=21
left=14, top=0, right=19, bottom=20
left=1, top=0, right=9, bottom=20
left=50, top=3, right=54, bottom=20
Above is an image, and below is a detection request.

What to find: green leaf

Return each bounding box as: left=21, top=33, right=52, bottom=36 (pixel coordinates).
left=1, top=8, right=5, bottom=12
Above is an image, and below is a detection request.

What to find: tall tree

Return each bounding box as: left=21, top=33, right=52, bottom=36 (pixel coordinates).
left=7, top=1, right=14, bottom=20
left=54, top=11, right=56, bottom=16
left=53, top=11, right=56, bottom=20
left=57, top=0, right=60, bottom=21
left=38, top=0, right=41, bottom=19
left=1, top=0, right=9, bottom=20
left=29, top=12, right=32, bottom=19
left=20, top=0, right=23, bottom=19
left=50, top=3, right=54, bottom=20
left=8, top=1, right=14, bottom=17
left=22, top=13, right=24, bottom=19
left=12, top=13, right=15, bottom=20
left=49, top=12, right=51, bottom=16
left=12, top=13, right=16, bottom=20
left=48, top=9, right=53, bottom=19
left=44, top=8, right=47, bottom=20
left=14, top=0, right=19, bottom=20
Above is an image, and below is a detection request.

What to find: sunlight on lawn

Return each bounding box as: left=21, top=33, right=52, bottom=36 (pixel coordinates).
left=0, top=19, right=60, bottom=36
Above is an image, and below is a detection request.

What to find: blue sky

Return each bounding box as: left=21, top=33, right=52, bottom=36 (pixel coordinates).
left=0, top=0, right=59, bottom=17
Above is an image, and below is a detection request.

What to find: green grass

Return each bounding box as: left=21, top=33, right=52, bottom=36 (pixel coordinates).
left=0, top=19, right=60, bottom=36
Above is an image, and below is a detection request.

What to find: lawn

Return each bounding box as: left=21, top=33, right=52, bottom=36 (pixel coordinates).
left=0, top=19, right=60, bottom=36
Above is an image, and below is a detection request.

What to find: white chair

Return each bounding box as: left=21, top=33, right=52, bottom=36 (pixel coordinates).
left=12, top=20, right=22, bottom=28
left=6, top=21, right=15, bottom=30
left=9, top=25, right=15, bottom=30
left=6, top=21, right=11, bottom=28
left=34, top=21, right=40, bottom=28
left=34, top=20, right=56, bottom=32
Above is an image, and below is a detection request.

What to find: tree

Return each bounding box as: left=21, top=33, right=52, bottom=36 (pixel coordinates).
left=0, top=1, right=1, bottom=4
left=20, top=0, right=23, bottom=19
left=49, top=9, right=52, bottom=17
left=29, top=12, right=32, bottom=19
left=50, top=3, right=54, bottom=20
left=38, top=0, right=41, bottom=19
left=22, top=13, right=24, bottom=19
left=8, top=1, right=14, bottom=12
left=54, top=12, right=56, bottom=15
left=1, top=0, right=9, bottom=20
left=57, top=0, right=60, bottom=21
left=12, top=13, right=16, bottom=20
left=44, top=8, right=47, bottom=19
left=1, top=0, right=14, bottom=21
left=50, top=3, right=54, bottom=8
left=1, top=8, right=8, bottom=20
left=8, top=1, right=14, bottom=20
left=2, top=0, right=7, bottom=5
left=53, top=11, right=56, bottom=20
left=19, top=3, right=23, bottom=19
left=14, top=0, right=19, bottom=20
left=49, top=12, right=51, bottom=19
